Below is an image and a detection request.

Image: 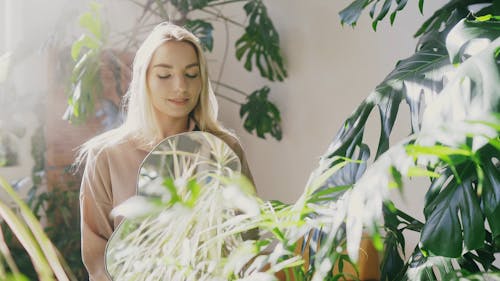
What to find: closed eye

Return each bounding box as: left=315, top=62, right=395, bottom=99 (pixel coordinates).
left=157, top=74, right=171, bottom=79
left=185, top=73, right=199, bottom=79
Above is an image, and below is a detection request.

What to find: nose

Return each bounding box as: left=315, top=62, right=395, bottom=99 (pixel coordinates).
left=174, top=75, right=187, bottom=94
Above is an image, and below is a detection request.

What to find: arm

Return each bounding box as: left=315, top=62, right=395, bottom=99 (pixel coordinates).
left=219, top=134, right=255, bottom=190
left=80, top=149, right=114, bottom=281
left=237, top=145, right=255, bottom=189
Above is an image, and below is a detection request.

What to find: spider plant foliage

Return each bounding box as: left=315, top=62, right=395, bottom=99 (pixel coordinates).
left=0, top=178, right=76, bottom=281
left=65, top=0, right=286, bottom=140
left=327, top=0, right=500, bottom=280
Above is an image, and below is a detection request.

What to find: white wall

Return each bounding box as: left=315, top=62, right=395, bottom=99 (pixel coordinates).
left=210, top=0, right=446, bottom=204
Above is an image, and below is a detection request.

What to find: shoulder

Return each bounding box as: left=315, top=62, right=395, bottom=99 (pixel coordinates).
left=209, top=130, right=244, bottom=155
left=82, top=131, right=138, bottom=172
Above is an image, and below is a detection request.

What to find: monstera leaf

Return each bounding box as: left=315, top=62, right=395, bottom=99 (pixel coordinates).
left=316, top=2, right=500, bottom=279
left=421, top=173, right=485, bottom=257
left=235, top=0, right=287, bottom=82
left=324, top=24, right=455, bottom=164
left=339, top=0, right=423, bottom=30
left=240, top=86, right=282, bottom=140
left=185, top=19, right=214, bottom=51
left=417, top=142, right=500, bottom=259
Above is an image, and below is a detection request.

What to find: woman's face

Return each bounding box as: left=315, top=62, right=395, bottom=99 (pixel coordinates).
left=147, top=40, right=202, bottom=123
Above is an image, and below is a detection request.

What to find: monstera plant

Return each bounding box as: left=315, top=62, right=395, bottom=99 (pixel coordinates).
left=65, top=0, right=285, bottom=140
left=326, top=0, right=500, bottom=279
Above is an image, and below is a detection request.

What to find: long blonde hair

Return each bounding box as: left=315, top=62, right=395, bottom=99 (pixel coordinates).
left=75, top=22, right=229, bottom=168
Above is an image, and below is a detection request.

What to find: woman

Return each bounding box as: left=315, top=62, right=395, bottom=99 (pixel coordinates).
left=78, top=22, right=254, bottom=281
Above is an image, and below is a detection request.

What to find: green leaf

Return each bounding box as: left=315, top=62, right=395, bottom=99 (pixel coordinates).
left=373, top=0, right=393, bottom=31
left=340, top=0, right=416, bottom=30
left=446, top=18, right=500, bottom=64
left=3, top=273, right=31, bottom=281
left=163, top=178, right=180, bottom=205
left=369, top=1, right=378, bottom=19
left=418, top=0, right=424, bottom=14
left=421, top=177, right=484, bottom=257
left=323, top=144, right=370, bottom=193
left=406, top=144, right=472, bottom=159
left=323, top=101, right=374, bottom=162
left=380, top=204, right=407, bottom=281
left=414, top=1, right=467, bottom=37
left=372, top=35, right=452, bottom=157
left=406, top=166, right=440, bottom=178
left=66, top=48, right=102, bottom=124
left=185, top=19, right=214, bottom=52
left=78, top=10, right=102, bottom=40
left=338, top=0, right=371, bottom=26
left=71, top=34, right=100, bottom=61
left=480, top=152, right=500, bottom=240
left=235, top=0, right=287, bottom=82
left=239, top=86, right=282, bottom=140
left=390, top=0, right=409, bottom=25
left=0, top=177, right=71, bottom=280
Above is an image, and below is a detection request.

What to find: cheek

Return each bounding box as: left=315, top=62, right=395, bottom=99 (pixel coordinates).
left=192, top=80, right=202, bottom=96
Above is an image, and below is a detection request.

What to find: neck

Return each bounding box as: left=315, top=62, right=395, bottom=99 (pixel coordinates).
left=157, top=116, right=190, bottom=139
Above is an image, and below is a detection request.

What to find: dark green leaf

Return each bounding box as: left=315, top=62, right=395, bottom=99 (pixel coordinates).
left=338, top=0, right=371, bottom=26
left=421, top=177, right=484, bottom=257
left=322, top=143, right=370, bottom=194
left=375, top=87, right=402, bottom=158
left=373, top=0, right=393, bottom=31
left=380, top=204, right=407, bottom=281
left=414, top=2, right=468, bottom=37
left=418, top=0, right=424, bottom=14
left=340, top=0, right=420, bottom=30
left=481, top=152, right=500, bottom=240
left=389, top=0, right=409, bottom=25
left=239, top=86, right=282, bottom=140
left=372, top=36, right=451, bottom=154
left=185, top=19, right=214, bottom=52
left=235, top=0, right=287, bottom=81
left=369, top=1, right=378, bottom=19
left=324, top=101, right=374, bottom=161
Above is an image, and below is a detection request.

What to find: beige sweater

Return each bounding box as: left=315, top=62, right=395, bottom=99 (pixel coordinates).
left=80, top=132, right=253, bottom=281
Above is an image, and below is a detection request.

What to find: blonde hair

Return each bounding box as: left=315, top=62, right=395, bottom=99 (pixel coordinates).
left=75, top=22, right=230, bottom=168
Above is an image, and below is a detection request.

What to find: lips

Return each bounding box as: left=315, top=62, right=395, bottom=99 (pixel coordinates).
left=167, top=98, right=189, bottom=106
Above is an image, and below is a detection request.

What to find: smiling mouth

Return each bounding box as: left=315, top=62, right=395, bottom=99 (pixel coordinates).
left=167, top=98, right=189, bottom=106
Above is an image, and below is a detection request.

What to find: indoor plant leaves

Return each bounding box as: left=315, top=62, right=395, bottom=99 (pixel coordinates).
left=239, top=86, right=282, bottom=140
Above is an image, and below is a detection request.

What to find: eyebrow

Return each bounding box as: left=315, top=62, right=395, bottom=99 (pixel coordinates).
left=153, top=63, right=199, bottom=69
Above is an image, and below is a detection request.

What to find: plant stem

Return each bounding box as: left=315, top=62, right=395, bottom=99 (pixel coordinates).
left=199, top=8, right=245, bottom=28
left=212, top=81, right=248, bottom=97
left=214, top=18, right=230, bottom=93
left=395, top=209, right=424, bottom=228
left=206, top=0, right=247, bottom=7
left=214, top=92, right=242, bottom=105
